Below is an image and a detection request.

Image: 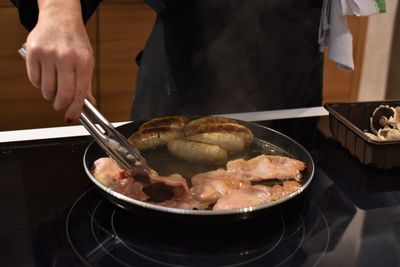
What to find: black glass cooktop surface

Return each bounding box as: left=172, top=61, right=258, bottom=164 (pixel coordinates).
left=1, top=116, right=399, bottom=267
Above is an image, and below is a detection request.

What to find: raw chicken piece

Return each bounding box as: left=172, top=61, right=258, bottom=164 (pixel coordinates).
left=92, top=157, right=190, bottom=201
left=189, top=155, right=305, bottom=207
left=149, top=173, right=189, bottom=198
left=92, top=158, right=149, bottom=201
left=254, top=181, right=301, bottom=201
left=191, top=176, right=251, bottom=203
left=92, top=154, right=306, bottom=211
left=191, top=169, right=251, bottom=203
left=213, top=181, right=301, bottom=210
left=110, top=178, right=149, bottom=201
left=191, top=168, right=234, bottom=185
left=226, top=155, right=306, bottom=181
left=157, top=192, right=211, bottom=210
left=212, top=187, right=272, bottom=210
left=92, top=157, right=130, bottom=186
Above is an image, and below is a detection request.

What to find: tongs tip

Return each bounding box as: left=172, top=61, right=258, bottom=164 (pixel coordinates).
left=80, top=100, right=150, bottom=175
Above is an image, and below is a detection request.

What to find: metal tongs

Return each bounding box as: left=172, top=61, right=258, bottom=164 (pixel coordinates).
left=18, top=46, right=151, bottom=175
left=79, top=99, right=151, bottom=175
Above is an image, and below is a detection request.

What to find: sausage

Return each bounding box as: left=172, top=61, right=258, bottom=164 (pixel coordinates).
left=185, top=116, right=237, bottom=129
left=139, top=116, right=189, bottom=131
left=167, top=138, right=228, bottom=163
left=187, top=132, right=245, bottom=153
left=184, top=122, right=254, bottom=144
left=129, top=127, right=184, bottom=150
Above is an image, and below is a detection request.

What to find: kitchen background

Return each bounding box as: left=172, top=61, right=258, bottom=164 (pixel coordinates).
left=0, top=0, right=399, bottom=131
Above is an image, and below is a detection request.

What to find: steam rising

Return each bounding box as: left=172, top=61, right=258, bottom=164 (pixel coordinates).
left=133, top=0, right=323, bottom=119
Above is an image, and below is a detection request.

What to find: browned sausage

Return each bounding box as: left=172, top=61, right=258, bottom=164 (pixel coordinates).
left=184, top=122, right=254, bottom=144
left=186, top=132, right=245, bottom=153
left=185, top=116, right=237, bottom=129
left=129, top=127, right=184, bottom=150
left=167, top=138, right=228, bottom=163
left=139, top=116, right=189, bottom=131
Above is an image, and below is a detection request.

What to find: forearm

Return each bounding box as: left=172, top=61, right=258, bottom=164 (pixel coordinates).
left=10, top=0, right=102, bottom=31
left=37, top=0, right=83, bottom=24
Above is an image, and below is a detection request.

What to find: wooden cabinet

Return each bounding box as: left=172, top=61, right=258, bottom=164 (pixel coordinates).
left=0, top=0, right=13, bottom=6
left=0, top=2, right=365, bottom=131
left=98, top=3, right=155, bottom=122
left=323, top=16, right=367, bottom=102
left=0, top=6, right=64, bottom=131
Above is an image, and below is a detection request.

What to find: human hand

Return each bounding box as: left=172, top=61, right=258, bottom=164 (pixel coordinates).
left=25, top=0, right=95, bottom=123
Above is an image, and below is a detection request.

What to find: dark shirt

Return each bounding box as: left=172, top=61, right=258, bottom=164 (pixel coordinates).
left=11, top=0, right=323, bottom=120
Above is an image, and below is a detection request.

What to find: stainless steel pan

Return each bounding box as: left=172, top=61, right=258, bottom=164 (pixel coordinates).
left=83, top=118, right=315, bottom=222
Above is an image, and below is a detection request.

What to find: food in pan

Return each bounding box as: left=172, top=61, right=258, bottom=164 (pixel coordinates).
left=138, top=116, right=190, bottom=131
left=184, top=121, right=254, bottom=144
left=213, top=182, right=301, bottom=210
left=129, top=127, right=185, bottom=150
left=365, top=105, right=400, bottom=141
left=186, top=132, right=245, bottom=153
left=128, top=116, right=189, bottom=150
left=92, top=157, right=149, bottom=201
left=184, top=116, right=237, bottom=128
left=183, top=155, right=305, bottom=210
left=167, top=138, right=228, bottom=163
left=128, top=116, right=254, bottom=163
left=191, top=155, right=305, bottom=186
left=93, top=157, right=189, bottom=201
left=92, top=154, right=305, bottom=211
left=92, top=116, right=307, bottom=211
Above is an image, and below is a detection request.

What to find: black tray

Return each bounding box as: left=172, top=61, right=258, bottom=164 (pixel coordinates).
left=325, top=100, right=400, bottom=169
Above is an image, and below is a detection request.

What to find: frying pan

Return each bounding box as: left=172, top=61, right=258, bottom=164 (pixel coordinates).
left=83, top=118, right=315, bottom=223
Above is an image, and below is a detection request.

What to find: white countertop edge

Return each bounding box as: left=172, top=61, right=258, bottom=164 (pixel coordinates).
left=220, top=106, right=328, bottom=122
left=0, top=121, right=130, bottom=143
left=0, top=106, right=328, bottom=143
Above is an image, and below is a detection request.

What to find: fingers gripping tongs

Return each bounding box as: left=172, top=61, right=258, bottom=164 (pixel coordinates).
left=18, top=46, right=151, bottom=175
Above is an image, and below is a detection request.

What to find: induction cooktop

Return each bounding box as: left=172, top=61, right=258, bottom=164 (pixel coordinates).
left=1, top=117, right=399, bottom=267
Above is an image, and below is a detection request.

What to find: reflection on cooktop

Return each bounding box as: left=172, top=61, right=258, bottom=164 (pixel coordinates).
left=64, top=168, right=355, bottom=267
left=315, top=132, right=400, bottom=210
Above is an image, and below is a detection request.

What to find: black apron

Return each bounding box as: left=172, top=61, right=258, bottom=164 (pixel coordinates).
left=11, top=0, right=323, bottom=121
left=133, top=0, right=324, bottom=120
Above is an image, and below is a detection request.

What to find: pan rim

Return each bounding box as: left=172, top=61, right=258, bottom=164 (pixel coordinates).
left=83, top=120, right=315, bottom=216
